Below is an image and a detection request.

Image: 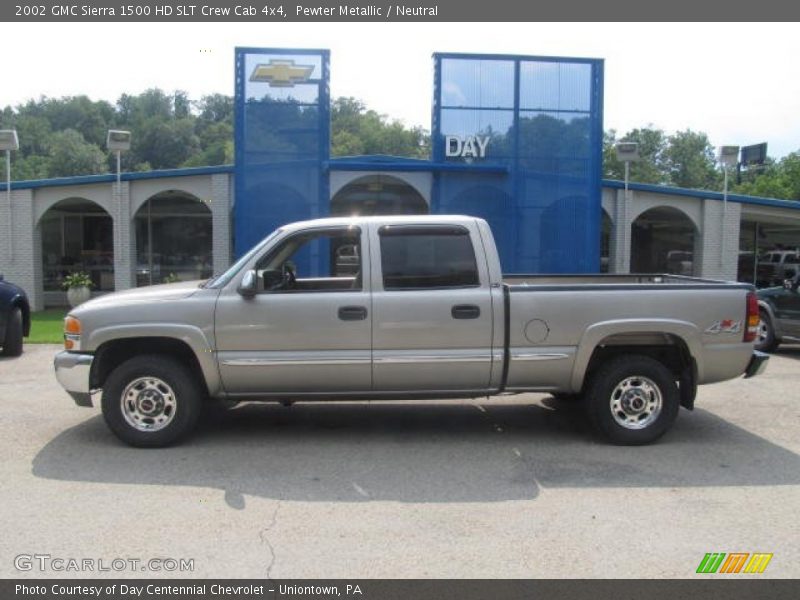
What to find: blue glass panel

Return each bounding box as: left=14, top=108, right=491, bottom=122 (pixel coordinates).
left=520, top=61, right=591, bottom=112
left=235, top=48, right=330, bottom=268
left=440, top=108, right=515, bottom=160
left=441, top=58, right=515, bottom=108
left=434, top=54, right=602, bottom=274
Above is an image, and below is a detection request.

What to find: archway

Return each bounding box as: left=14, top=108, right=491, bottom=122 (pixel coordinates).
left=631, top=206, right=697, bottom=275
left=39, top=197, right=114, bottom=302
left=330, top=175, right=428, bottom=217
left=134, top=190, right=212, bottom=286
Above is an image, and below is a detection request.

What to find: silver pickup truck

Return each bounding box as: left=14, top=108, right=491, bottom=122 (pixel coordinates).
left=54, top=215, right=768, bottom=447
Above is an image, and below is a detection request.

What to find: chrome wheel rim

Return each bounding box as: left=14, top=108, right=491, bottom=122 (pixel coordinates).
left=757, top=320, right=769, bottom=344
left=121, top=376, right=177, bottom=432
left=609, top=375, right=662, bottom=430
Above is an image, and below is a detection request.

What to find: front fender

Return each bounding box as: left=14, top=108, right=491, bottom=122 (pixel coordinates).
left=85, top=323, right=221, bottom=396
left=570, top=318, right=703, bottom=392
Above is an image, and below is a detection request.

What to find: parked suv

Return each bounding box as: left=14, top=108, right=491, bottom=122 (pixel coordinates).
left=756, top=272, right=800, bottom=351
left=0, top=274, right=31, bottom=357
left=760, top=250, right=800, bottom=287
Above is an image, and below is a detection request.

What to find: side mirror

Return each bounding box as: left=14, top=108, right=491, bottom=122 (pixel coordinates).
left=237, top=270, right=258, bottom=297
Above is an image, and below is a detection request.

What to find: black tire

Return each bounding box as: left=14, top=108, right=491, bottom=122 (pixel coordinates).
left=101, top=355, right=202, bottom=447
left=755, top=310, right=779, bottom=353
left=585, top=355, right=680, bottom=445
left=1, top=307, right=23, bottom=357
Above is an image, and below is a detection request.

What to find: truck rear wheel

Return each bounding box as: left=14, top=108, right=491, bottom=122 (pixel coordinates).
left=101, top=355, right=202, bottom=447
left=585, top=355, right=679, bottom=445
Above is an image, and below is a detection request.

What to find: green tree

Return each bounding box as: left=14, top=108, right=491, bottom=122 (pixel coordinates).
left=735, top=152, right=800, bottom=200
left=331, top=97, right=429, bottom=158
left=603, top=126, right=667, bottom=184
left=661, top=129, right=720, bottom=190
left=47, top=129, right=106, bottom=177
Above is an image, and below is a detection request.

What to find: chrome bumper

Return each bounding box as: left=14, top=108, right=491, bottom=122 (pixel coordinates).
left=54, top=351, right=94, bottom=407
left=744, top=350, right=769, bottom=379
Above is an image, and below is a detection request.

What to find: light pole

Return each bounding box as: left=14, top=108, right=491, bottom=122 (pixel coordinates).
left=106, top=130, right=131, bottom=204
left=718, top=146, right=740, bottom=270
left=0, top=130, right=19, bottom=261
left=614, top=141, right=640, bottom=273
left=106, top=130, right=131, bottom=288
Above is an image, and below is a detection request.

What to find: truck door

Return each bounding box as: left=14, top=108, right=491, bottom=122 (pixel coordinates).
left=368, top=222, right=494, bottom=392
left=215, top=225, right=372, bottom=394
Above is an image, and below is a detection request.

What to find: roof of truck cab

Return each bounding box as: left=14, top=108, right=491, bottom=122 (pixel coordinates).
left=278, top=214, right=482, bottom=233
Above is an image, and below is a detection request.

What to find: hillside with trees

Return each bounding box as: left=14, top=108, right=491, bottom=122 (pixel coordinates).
left=1, top=89, right=798, bottom=201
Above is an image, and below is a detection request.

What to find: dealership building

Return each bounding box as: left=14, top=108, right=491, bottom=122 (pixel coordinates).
left=2, top=48, right=800, bottom=310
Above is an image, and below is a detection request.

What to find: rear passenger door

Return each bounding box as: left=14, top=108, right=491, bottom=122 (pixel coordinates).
left=368, top=222, right=494, bottom=392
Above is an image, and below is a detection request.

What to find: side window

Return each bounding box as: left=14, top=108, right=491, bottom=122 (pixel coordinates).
left=256, top=228, right=362, bottom=293
left=379, top=226, right=480, bottom=290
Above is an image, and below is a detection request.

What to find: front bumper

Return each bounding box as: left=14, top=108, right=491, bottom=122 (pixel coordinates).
left=54, top=351, right=94, bottom=407
left=744, top=350, right=769, bottom=379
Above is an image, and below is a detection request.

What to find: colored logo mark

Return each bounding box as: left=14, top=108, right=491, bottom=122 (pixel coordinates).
left=250, top=59, right=314, bottom=88
left=696, top=552, right=773, bottom=574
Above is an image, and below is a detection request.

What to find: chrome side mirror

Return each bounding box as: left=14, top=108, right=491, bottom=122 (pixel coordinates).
left=237, top=270, right=258, bottom=297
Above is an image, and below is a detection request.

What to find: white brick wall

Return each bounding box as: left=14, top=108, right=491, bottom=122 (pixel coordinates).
left=698, top=198, right=741, bottom=281
left=0, top=189, right=43, bottom=310
left=211, top=173, right=232, bottom=275
left=609, top=188, right=632, bottom=274
left=112, top=181, right=135, bottom=291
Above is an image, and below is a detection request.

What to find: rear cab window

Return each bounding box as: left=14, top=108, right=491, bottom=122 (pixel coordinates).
left=378, top=224, right=480, bottom=290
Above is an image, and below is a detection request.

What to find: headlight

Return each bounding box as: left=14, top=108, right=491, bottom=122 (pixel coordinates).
left=64, top=316, right=81, bottom=350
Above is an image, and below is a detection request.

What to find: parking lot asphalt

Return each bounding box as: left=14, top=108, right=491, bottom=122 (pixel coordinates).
left=1, top=344, right=798, bottom=579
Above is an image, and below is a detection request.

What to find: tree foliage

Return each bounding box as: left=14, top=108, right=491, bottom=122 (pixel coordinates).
left=1, top=89, right=798, bottom=202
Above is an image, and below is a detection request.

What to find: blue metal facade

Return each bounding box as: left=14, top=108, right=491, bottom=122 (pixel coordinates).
left=234, top=48, right=330, bottom=257
left=432, top=53, right=604, bottom=273
left=234, top=48, right=604, bottom=273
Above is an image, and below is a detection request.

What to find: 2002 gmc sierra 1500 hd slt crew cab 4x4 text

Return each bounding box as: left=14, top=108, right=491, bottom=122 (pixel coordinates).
left=54, top=215, right=768, bottom=447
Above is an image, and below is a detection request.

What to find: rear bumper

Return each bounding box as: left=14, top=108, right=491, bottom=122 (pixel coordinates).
left=744, top=350, right=769, bottom=379
left=53, top=351, right=94, bottom=407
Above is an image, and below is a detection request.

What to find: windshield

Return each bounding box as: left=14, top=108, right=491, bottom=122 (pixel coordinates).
left=205, top=229, right=283, bottom=289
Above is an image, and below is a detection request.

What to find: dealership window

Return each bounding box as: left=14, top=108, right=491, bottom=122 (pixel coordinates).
left=40, top=198, right=114, bottom=292
left=379, top=226, right=479, bottom=290
left=738, top=219, right=800, bottom=287
left=135, top=191, right=213, bottom=286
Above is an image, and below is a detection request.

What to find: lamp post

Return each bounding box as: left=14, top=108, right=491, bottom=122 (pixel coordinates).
left=106, top=130, right=131, bottom=202
left=614, top=142, right=640, bottom=273
left=106, top=130, right=131, bottom=288
left=0, top=130, right=19, bottom=260
left=718, top=146, right=740, bottom=270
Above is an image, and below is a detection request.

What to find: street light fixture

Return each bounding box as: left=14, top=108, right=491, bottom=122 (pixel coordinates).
left=615, top=141, right=640, bottom=192
left=106, top=129, right=131, bottom=217
left=0, top=130, right=19, bottom=259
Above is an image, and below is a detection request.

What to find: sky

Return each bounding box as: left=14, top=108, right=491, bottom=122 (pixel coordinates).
left=2, top=22, right=799, bottom=157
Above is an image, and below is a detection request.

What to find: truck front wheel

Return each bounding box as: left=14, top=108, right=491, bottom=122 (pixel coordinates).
left=101, top=355, right=202, bottom=447
left=586, top=355, right=680, bottom=445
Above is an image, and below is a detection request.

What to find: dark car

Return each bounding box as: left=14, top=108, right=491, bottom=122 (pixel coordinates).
left=756, top=272, right=800, bottom=352
left=0, top=274, right=31, bottom=357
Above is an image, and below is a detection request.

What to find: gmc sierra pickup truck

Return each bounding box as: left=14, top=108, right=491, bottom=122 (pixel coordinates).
left=54, top=215, right=768, bottom=447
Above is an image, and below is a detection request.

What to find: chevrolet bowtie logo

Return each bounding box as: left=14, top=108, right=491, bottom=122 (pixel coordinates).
left=250, top=59, right=315, bottom=87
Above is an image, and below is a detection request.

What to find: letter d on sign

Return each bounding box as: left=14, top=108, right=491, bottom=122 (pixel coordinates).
left=445, top=135, right=462, bottom=157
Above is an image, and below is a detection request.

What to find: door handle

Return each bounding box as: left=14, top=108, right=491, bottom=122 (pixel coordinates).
left=452, top=304, right=481, bottom=319
left=338, top=306, right=368, bottom=321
